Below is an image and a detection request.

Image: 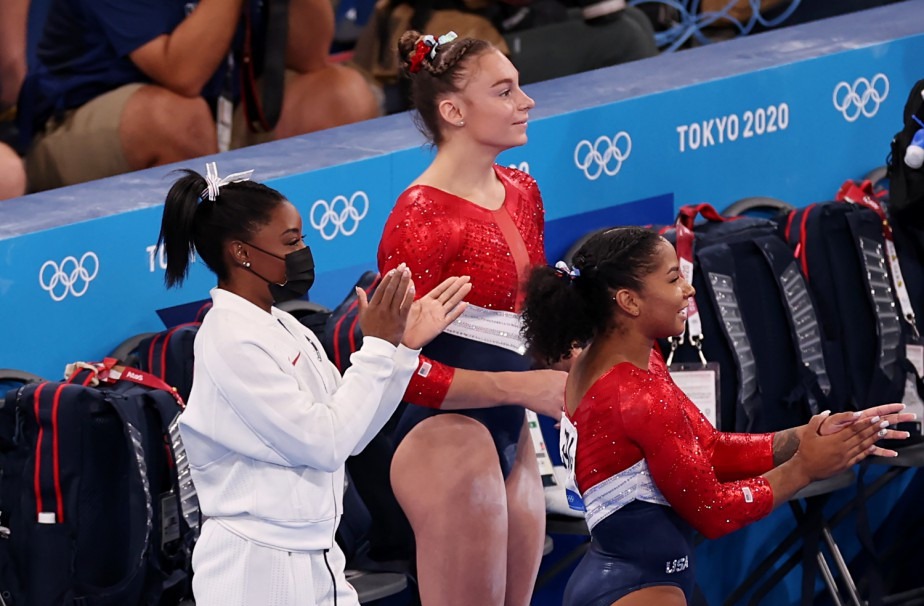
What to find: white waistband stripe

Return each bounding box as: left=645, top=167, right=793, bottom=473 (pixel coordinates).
left=582, top=459, right=669, bottom=531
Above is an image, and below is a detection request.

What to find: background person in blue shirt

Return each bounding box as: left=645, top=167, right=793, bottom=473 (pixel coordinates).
left=19, top=0, right=380, bottom=192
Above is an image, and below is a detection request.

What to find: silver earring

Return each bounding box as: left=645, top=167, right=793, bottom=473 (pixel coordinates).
left=243, top=261, right=251, bottom=268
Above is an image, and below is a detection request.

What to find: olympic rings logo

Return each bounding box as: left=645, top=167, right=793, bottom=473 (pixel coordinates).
left=38, top=252, right=99, bottom=301
left=309, top=191, right=369, bottom=241
left=508, top=161, right=530, bottom=173
left=833, top=74, right=889, bottom=122
left=574, top=133, right=632, bottom=180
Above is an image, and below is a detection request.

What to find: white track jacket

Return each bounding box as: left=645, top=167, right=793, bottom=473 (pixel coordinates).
left=179, top=288, right=419, bottom=552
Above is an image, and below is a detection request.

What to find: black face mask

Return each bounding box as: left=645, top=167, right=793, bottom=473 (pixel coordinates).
left=244, top=242, right=315, bottom=303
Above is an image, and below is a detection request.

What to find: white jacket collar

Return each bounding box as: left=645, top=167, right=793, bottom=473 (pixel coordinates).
left=209, top=287, right=278, bottom=326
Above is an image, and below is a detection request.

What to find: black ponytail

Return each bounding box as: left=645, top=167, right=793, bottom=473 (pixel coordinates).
left=521, top=226, right=663, bottom=364
left=157, top=168, right=286, bottom=287
left=159, top=170, right=206, bottom=288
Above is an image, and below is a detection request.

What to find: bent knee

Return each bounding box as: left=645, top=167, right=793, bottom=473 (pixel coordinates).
left=323, top=64, right=381, bottom=122
left=0, top=145, right=25, bottom=199
left=121, top=86, right=215, bottom=154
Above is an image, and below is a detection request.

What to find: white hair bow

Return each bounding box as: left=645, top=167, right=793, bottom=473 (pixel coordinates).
left=555, top=260, right=581, bottom=280
left=202, top=161, right=255, bottom=202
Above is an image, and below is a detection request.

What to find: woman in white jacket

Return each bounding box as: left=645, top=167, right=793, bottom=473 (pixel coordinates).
left=157, top=163, right=471, bottom=606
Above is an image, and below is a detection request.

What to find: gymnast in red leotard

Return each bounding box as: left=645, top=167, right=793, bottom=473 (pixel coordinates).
left=521, top=226, right=913, bottom=606
left=378, top=29, right=567, bottom=606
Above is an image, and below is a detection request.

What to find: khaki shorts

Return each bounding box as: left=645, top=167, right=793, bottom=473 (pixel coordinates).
left=26, top=83, right=143, bottom=192
left=25, top=77, right=293, bottom=192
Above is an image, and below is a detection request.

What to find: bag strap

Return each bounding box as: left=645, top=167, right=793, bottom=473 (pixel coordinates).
left=837, top=180, right=919, bottom=338
left=64, top=359, right=185, bottom=408
left=97, top=396, right=159, bottom=602
left=240, top=0, right=289, bottom=133
left=676, top=203, right=727, bottom=230
left=142, top=392, right=202, bottom=550
left=755, top=234, right=830, bottom=412
left=668, top=205, right=715, bottom=365
left=794, top=204, right=816, bottom=281
left=31, top=382, right=67, bottom=524
left=696, top=244, right=760, bottom=421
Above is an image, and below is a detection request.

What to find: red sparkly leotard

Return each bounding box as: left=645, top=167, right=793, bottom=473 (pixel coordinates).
left=377, top=165, right=545, bottom=478
left=377, top=164, right=546, bottom=409
left=567, top=347, right=776, bottom=540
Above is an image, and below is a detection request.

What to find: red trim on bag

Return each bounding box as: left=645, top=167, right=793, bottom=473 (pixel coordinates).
left=160, top=322, right=199, bottom=382
left=195, top=302, right=212, bottom=323
left=332, top=300, right=358, bottom=370
left=836, top=180, right=893, bottom=240
left=51, top=385, right=65, bottom=522
left=64, top=368, right=93, bottom=386
left=33, top=382, right=46, bottom=518
left=784, top=209, right=796, bottom=243
left=348, top=310, right=361, bottom=353
left=148, top=332, right=163, bottom=377
left=677, top=203, right=727, bottom=230
left=798, top=204, right=816, bottom=281
left=160, top=330, right=172, bottom=380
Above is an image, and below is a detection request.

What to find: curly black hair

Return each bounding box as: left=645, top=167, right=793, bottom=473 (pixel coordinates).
left=521, top=226, right=663, bottom=365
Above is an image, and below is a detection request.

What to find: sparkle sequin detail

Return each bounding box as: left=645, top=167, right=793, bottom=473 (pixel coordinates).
left=377, top=165, right=546, bottom=408
left=567, top=347, right=775, bottom=539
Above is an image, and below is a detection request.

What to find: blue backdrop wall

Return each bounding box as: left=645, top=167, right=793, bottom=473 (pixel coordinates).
left=3, top=3, right=921, bottom=381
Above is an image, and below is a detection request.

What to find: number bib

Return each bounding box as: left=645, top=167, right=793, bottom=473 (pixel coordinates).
left=559, top=414, right=585, bottom=512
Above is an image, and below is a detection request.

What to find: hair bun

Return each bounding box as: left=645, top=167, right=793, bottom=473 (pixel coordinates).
left=398, top=30, right=424, bottom=70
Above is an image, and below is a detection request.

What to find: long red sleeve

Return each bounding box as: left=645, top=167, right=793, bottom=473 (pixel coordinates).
left=573, top=349, right=774, bottom=540
left=648, top=350, right=776, bottom=482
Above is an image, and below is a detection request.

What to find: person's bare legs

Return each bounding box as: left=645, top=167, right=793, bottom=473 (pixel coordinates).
left=274, top=64, right=380, bottom=139
left=0, top=0, right=28, bottom=109
left=613, top=586, right=687, bottom=605
left=274, top=0, right=379, bottom=139
left=0, top=142, right=25, bottom=199
left=121, top=85, right=217, bottom=171
left=391, top=414, right=509, bottom=606
left=503, top=422, right=546, bottom=606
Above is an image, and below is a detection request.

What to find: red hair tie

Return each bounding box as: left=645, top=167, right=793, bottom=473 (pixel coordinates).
left=408, top=32, right=457, bottom=74
left=409, top=37, right=436, bottom=74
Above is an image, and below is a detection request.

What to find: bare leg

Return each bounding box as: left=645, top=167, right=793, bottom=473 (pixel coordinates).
left=275, top=0, right=379, bottom=138
left=503, top=422, right=546, bottom=606
left=274, top=65, right=380, bottom=139
left=391, top=414, right=509, bottom=606
left=0, top=141, right=25, bottom=199
left=0, top=0, right=28, bottom=108
left=614, top=586, right=687, bottom=605
left=121, top=85, right=217, bottom=171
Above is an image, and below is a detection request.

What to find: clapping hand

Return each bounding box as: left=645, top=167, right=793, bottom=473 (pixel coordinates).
left=401, top=275, right=472, bottom=350
left=816, top=403, right=916, bottom=457
left=356, top=264, right=414, bottom=347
